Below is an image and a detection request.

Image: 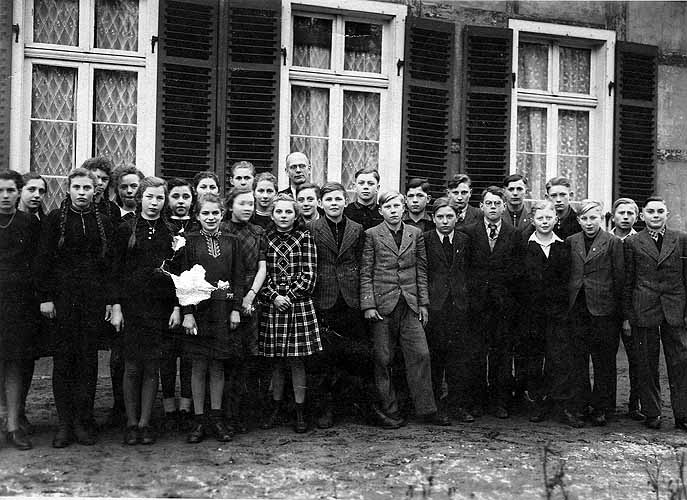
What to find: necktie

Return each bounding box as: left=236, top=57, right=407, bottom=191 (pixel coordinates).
left=489, top=223, right=498, bottom=240
left=442, top=235, right=452, bottom=263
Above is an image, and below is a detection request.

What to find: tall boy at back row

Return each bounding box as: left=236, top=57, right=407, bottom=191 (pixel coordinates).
left=461, top=186, right=523, bottom=418
left=344, top=167, right=383, bottom=231
left=403, top=178, right=434, bottom=233
left=623, top=196, right=687, bottom=431
left=360, top=190, right=448, bottom=427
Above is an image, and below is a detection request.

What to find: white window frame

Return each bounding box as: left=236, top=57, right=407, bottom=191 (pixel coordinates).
left=509, top=20, right=615, bottom=209
left=279, top=0, right=407, bottom=191
left=10, top=0, right=158, bottom=177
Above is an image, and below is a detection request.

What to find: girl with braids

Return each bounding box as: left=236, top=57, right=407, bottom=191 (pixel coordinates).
left=110, top=177, right=180, bottom=446
left=0, top=170, right=40, bottom=450
left=259, top=194, right=321, bottom=434
left=35, top=167, right=114, bottom=448
left=181, top=193, right=245, bottom=444
left=16, top=172, right=47, bottom=436
left=222, top=187, right=267, bottom=432
left=82, top=157, right=120, bottom=222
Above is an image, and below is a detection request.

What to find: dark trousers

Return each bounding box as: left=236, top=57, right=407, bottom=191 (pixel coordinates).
left=472, top=303, right=513, bottom=407
left=633, top=323, right=687, bottom=420
left=571, top=298, right=619, bottom=413
left=371, top=297, right=436, bottom=416
left=110, top=344, right=125, bottom=411
left=52, top=345, right=98, bottom=425
left=621, top=329, right=641, bottom=411
left=311, top=299, right=373, bottom=416
left=426, top=299, right=475, bottom=411
left=160, top=339, right=192, bottom=401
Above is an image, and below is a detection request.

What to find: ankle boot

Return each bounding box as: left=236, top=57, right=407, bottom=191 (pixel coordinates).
left=294, top=403, right=307, bottom=433
left=52, top=422, right=72, bottom=448
left=260, top=400, right=283, bottom=430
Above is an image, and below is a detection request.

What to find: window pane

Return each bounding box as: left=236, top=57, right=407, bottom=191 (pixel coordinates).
left=516, top=106, right=547, bottom=199
left=33, top=0, right=79, bottom=46
left=344, top=22, right=382, bottom=73
left=293, top=16, right=332, bottom=69
left=559, top=47, right=591, bottom=94
left=30, top=65, right=77, bottom=176
left=93, top=70, right=138, bottom=167
left=291, top=86, right=329, bottom=185
left=342, top=91, right=379, bottom=190
left=95, top=0, right=139, bottom=51
left=518, top=42, right=548, bottom=91
left=558, top=110, right=589, bottom=199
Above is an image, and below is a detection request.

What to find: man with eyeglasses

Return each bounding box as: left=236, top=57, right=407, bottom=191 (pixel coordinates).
left=280, top=152, right=312, bottom=199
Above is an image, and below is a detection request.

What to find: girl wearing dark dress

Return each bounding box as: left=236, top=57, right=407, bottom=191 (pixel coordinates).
left=160, top=177, right=197, bottom=431
left=16, top=172, right=47, bottom=436
left=82, top=157, right=120, bottom=222
left=181, top=193, right=244, bottom=444
left=0, top=170, right=40, bottom=450
left=223, top=187, right=267, bottom=432
left=35, top=167, right=113, bottom=448
left=110, top=177, right=180, bottom=446
left=259, top=194, right=322, bottom=433
left=251, top=172, right=277, bottom=229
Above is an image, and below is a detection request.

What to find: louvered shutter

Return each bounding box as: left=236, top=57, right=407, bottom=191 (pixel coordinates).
left=222, top=0, right=281, bottom=188
left=613, top=42, right=658, bottom=205
left=155, top=0, right=219, bottom=179
left=461, top=26, right=512, bottom=202
left=400, top=16, right=455, bottom=200
left=0, top=1, right=12, bottom=171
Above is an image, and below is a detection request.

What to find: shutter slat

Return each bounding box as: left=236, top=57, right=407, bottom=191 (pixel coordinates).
left=461, top=27, right=513, bottom=204
left=222, top=0, right=281, bottom=187
left=156, top=0, right=218, bottom=180
left=613, top=42, right=658, bottom=206
left=401, top=16, right=455, bottom=200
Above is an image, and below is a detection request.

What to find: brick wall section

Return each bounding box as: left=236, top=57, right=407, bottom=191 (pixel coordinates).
left=0, top=1, right=12, bottom=172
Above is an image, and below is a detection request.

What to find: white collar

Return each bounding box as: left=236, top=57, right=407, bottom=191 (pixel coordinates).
left=529, top=231, right=563, bottom=246
left=436, top=229, right=454, bottom=242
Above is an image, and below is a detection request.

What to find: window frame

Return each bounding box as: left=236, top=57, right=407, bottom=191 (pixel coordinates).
left=10, top=0, right=158, bottom=177
left=508, top=20, right=615, bottom=209
left=279, top=0, right=407, bottom=191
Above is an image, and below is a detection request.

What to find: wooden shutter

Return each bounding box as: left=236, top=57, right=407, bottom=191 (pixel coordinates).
left=461, top=26, right=512, bottom=202
left=155, top=0, right=219, bottom=179
left=613, top=42, right=658, bottom=205
left=0, top=1, right=12, bottom=171
left=400, top=15, right=455, bottom=201
left=221, top=0, right=281, bottom=188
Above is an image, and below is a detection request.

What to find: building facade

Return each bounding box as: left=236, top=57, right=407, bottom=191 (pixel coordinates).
left=1, top=1, right=684, bottom=228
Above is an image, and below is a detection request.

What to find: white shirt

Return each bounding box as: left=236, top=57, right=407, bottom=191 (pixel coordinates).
left=610, top=227, right=637, bottom=241
left=436, top=229, right=454, bottom=244
left=484, top=218, right=502, bottom=238
left=528, top=231, right=563, bottom=258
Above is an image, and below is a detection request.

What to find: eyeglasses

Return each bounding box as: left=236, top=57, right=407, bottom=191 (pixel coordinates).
left=288, top=164, right=309, bottom=171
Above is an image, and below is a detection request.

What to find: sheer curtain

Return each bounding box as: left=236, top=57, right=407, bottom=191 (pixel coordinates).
left=559, top=47, right=591, bottom=94
left=516, top=107, right=547, bottom=199
left=292, top=16, right=332, bottom=69
left=518, top=43, right=548, bottom=91
left=291, top=86, right=330, bottom=186
left=342, top=91, right=380, bottom=190
left=95, top=0, right=139, bottom=51
left=344, top=22, right=382, bottom=73
left=558, top=110, right=589, bottom=199
left=33, top=0, right=79, bottom=46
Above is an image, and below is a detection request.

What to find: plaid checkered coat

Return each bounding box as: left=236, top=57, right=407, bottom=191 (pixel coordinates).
left=258, top=227, right=322, bottom=357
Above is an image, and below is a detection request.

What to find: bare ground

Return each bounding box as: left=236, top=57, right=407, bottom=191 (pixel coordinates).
left=1, top=350, right=687, bottom=499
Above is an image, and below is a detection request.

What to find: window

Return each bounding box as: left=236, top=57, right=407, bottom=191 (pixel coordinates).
left=11, top=0, right=157, bottom=210
left=280, top=1, right=406, bottom=191
left=509, top=21, right=615, bottom=207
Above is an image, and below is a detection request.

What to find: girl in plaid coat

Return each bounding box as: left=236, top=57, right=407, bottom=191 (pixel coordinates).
left=259, top=194, right=321, bottom=433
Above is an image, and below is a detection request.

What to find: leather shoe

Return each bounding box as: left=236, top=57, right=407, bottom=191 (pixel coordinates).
left=559, top=409, right=584, bottom=428
left=52, top=423, right=71, bottom=448
left=73, top=423, right=96, bottom=445
left=628, top=409, right=645, bottom=421
left=124, top=425, right=139, bottom=445
left=187, top=422, right=206, bottom=443
left=316, top=407, right=334, bottom=429
left=590, top=410, right=607, bottom=427
left=372, top=406, right=403, bottom=429
left=7, top=428, right=32, bottom=450
left=294, top=403, right=308, bottom=434
left=645, top=416, right=662, bottom=430
left=493, top=406, right=509, bottom=419
left=18, top=414, right=34, bottom=435
left=675, top=420, right=687, bottom=431
left=140, top=426, right=156, bottom=445
left=456, top=408, right=475, bottom=423
left=209, top=417, right=233, bottom=442
left=422, top=411, right=451, bottom=426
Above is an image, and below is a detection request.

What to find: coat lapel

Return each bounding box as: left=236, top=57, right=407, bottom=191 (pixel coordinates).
left=314, top=218, right=338, bottom=255
left=570, top=234, right=586, bottom=262
left=658, top=230, right=678, bottom=265
left=338, top=221, right=358, bottom=257
left=378, top=225, right=400, bottom=254
left=583, top=232, right=608, bottom=263
left=398, top=226, right=415, bottom=256
left=638, top=230, right=660, bottom=261
left=430, top=231, right=449, bottom=266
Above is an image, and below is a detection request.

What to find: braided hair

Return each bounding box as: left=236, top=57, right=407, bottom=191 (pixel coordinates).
left=127, top=176, right=169, bottom=250
left=57, top=168, right=105, bottom=256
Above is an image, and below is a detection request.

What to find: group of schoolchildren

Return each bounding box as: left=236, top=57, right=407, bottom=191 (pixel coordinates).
left=1, top=149, right=686, bottom=453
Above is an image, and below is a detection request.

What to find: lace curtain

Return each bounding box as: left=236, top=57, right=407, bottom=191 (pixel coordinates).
left=516, top=107, right=547, bottom=199
left=95, top=0, right=139, bottom=51
left=344, top=22, right=382, bottom=73
left=559, top=47, right=590, bottom=94
left=342, top=91, right=380, bottom=190
left=518, top=43, right=548, bottom=91
left=291, top=86, right=329, bottom=186
left=293, top=16, right=332, bottom=69
left=34, top=0, right=79, bottom=46
left=558, top=110, right=589, bottom=199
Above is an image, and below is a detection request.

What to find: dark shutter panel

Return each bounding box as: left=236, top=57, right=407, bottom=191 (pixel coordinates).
left=613, top=42, right=658, bottom=205
left=155, top=0, right=219, bottom=179
left=461, top=26, right=512, bottom=202
left=222, top=0, right=281, bottom=188
left=0, top=1, right=12, bottom=171
left=400, top=15, right=455, bottom=200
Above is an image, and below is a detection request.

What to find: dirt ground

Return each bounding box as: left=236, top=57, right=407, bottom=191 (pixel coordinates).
left=1, top=349, right=687, bottom=499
